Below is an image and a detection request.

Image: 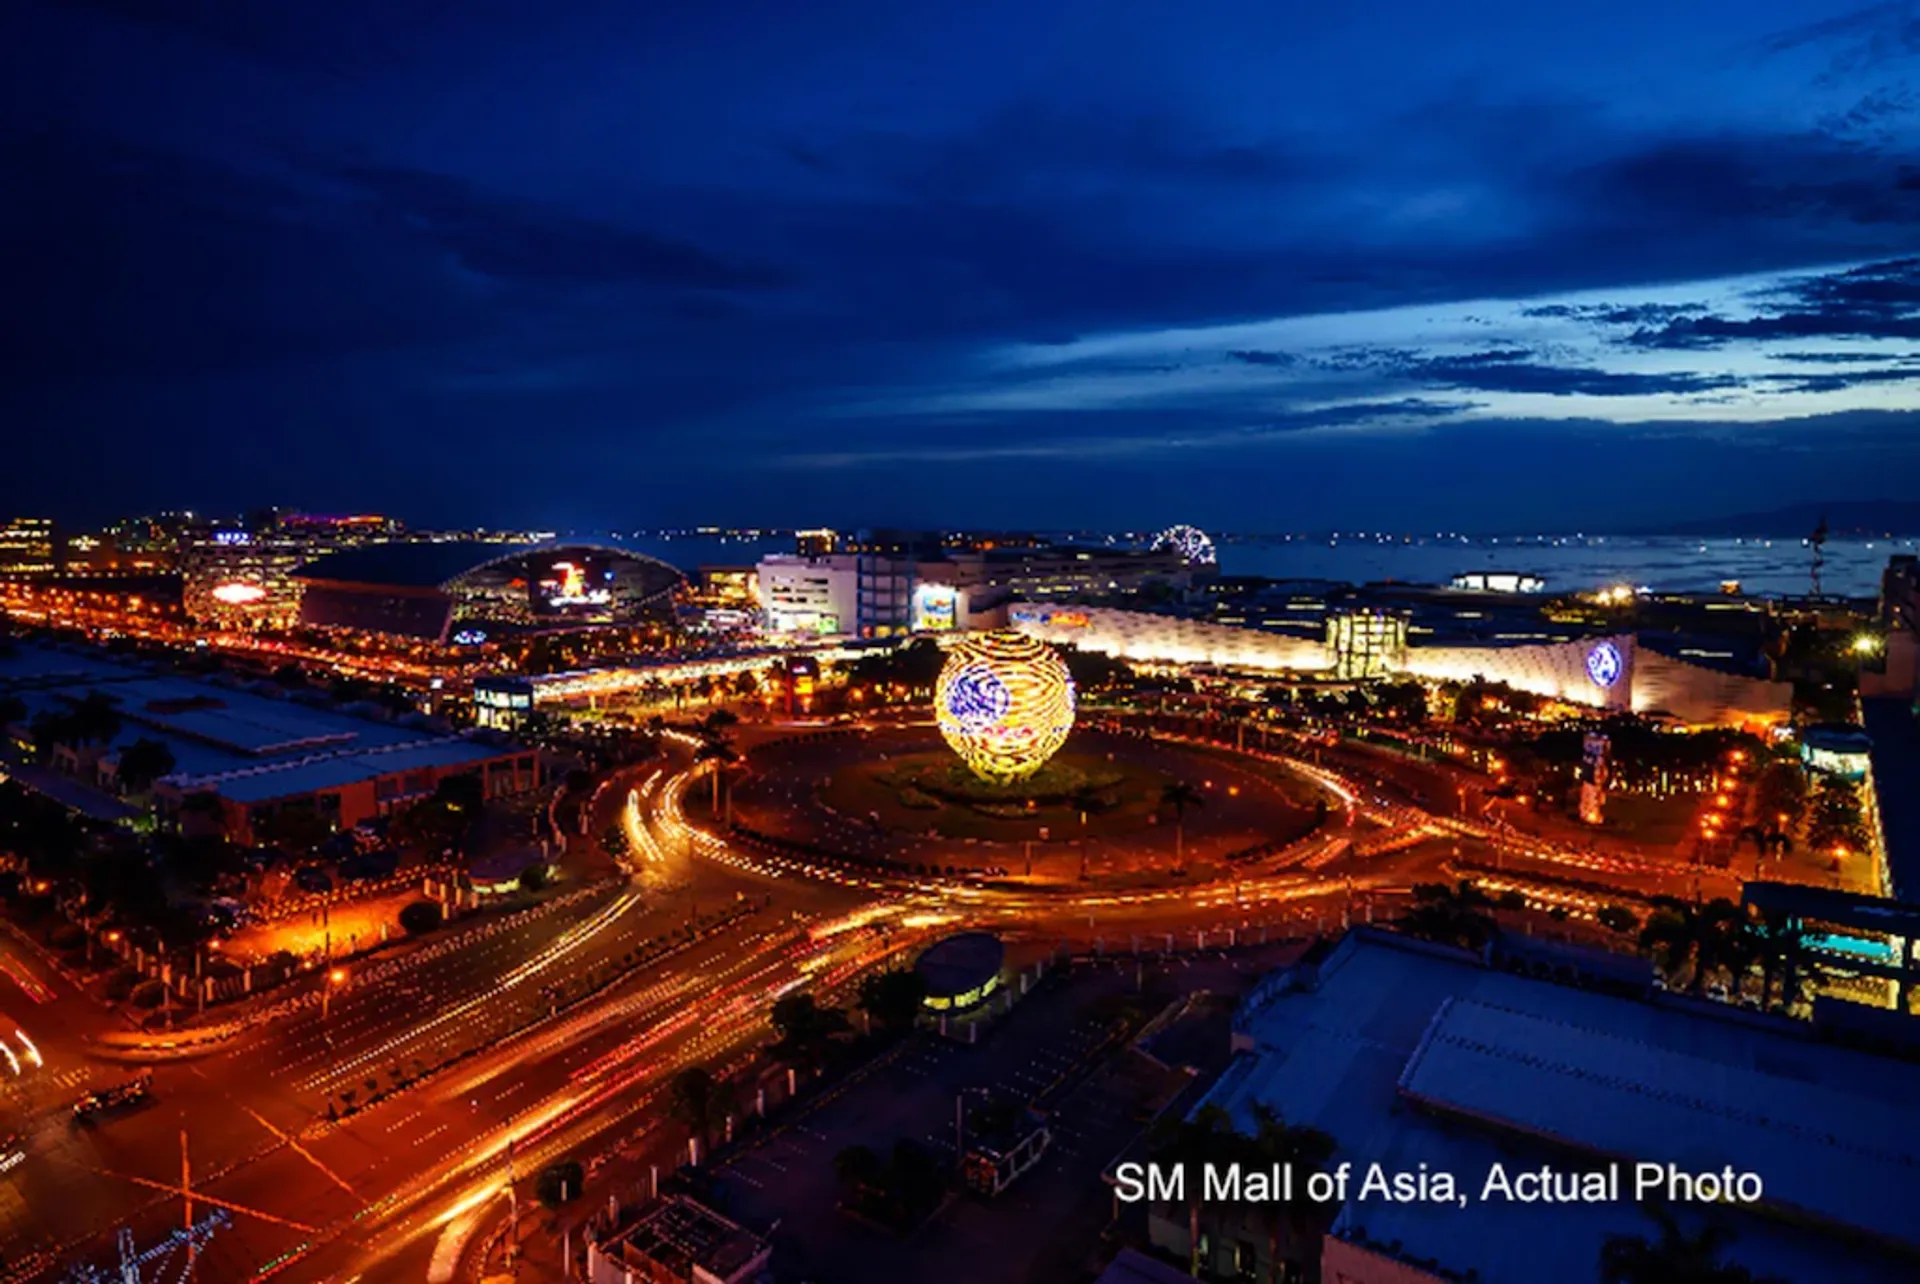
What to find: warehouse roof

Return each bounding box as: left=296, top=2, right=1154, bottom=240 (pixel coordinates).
left=1205, top=930, right=1920, bottom=1284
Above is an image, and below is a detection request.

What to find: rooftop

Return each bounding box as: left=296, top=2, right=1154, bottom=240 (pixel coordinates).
left=602, top=1195, right=768, bottom=1281
left=0, top=643, right=521, bottom=803
left=1208, top=929, right=1920, bottom=1284
left=292, top=539, right=533, bottom=588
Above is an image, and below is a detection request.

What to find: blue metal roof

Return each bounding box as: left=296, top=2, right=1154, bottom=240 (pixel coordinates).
left=293, top=541, right=533, bottom=588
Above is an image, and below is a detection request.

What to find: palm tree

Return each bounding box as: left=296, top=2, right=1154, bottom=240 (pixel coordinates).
left=669, top=1065, right=732, bottom=1151
left=1639, top=897, right=1743, bottom=995
left=1244, top=1103, right=1337, bottom=1284
left=1160, top=781, right=1205, bottom=870
left=694, top=739, right=739, bottom=815
left=1600, top=1206, right=1784, bottom=1283
left=1744, top=912, right=1828, bottom=1013
left=67, top=690, right=124, bottom=747
left=1148, top=1105, right=1241, bottom=1277
left=115, top=738, right=177, bottom=796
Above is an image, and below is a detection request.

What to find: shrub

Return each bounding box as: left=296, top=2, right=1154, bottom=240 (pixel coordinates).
left=46, top=922, right=86, bottom=951
left=398, top=900, right=444, bottom=936
left=129, top=980, right=167, bottom=1009
left=103, top=968, right=140, bottom=1001
left=519, top=863, right=550, bottom=893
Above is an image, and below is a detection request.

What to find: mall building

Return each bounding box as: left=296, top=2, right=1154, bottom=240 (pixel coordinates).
left=1008, top=602, right=1793, bottom=728
left=754, top=544, right=1194, bottom=640
left=295, top=540, right=684, bottom=645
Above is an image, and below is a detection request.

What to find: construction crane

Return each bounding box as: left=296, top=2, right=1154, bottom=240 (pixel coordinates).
left=63, top=1211, right=229, bottom=1284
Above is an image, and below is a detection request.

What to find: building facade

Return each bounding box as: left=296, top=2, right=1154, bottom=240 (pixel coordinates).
left=0, top=518, right=57, bottom=578
left=1010, top=604, right=1791, bottom=728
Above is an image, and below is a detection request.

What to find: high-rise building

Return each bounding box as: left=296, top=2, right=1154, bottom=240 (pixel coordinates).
left=0, top=518, right=57, bottom=578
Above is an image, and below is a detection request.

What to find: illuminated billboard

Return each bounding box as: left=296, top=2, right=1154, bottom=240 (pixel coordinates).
left=210, top=582, right=267, bottom=605
left=913, top=584, right=959, bottom=632
left=536, top=560, right=613, bottom=611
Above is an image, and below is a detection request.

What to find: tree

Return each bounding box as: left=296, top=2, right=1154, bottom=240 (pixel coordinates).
left=1244, top=1103, right=1338, bottom=1284
left=115, top=738, right=177, bottom=795
left=601, top=825, right=630, bottom=858
left=1596, top=906, right=1640, bottom=937
left=857, top=969, right=928, bottom=1037
left=0, top=694, right=25, bottom=729
left=700, top=708, right=740, bottom=737
left=66, top=691, right=123, bottom=747
left=1741, top=911, right=1828, bottom=1013
left=769, top=992, right=851, bottom=1072
left=1149, top=1105, right=1245, bottom=1277
left=669, top=1065, right=732, bottom=1148
left=1396, top=881, right=1497, bottom=951
left=694, top=738, right=740, bottom=813
left=1599, top=1206, right=1784, bottom=1284
left=1160, top=781, right=1205, bottom=870
left=1639, top=897, right=1744, bottom=995
left=398, top=900, right=444, bottom=935
left=534, top=1160, right=585, bottom=1208
left=518, top=863, right=550, bottom=893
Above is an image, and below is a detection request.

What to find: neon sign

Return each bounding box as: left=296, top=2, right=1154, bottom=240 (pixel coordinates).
left=1586, top=641, right=1623, bottom=689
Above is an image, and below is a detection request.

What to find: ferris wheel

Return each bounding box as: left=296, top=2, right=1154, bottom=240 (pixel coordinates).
left=1151, top=524, right=1217, bottom=566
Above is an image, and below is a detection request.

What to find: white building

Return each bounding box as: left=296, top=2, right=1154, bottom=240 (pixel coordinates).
left=754, top=553, right=916, bottom=638
left=1008, top=604, right=1791, bottom=728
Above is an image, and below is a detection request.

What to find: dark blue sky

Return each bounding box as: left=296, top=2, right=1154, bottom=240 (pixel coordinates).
left=4, top=1, right=1919, bottom=533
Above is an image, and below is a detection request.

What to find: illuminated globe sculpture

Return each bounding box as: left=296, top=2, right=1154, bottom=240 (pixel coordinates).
left=1152, top=524, right=1217, bottom=566
left=934, top=632, right=1076, bottom=785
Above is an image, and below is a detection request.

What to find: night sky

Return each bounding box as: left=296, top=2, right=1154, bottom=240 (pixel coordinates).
left=5, top=1, right=1920, bottom=533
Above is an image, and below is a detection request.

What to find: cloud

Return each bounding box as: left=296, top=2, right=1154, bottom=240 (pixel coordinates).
left=1626, top=257, right=1920, bottom=349
left=324, top=163, right=788, bottom=290
left=774, top=396, right=1474, bottom=468
left=1227, top=350, right=1296, bottom=366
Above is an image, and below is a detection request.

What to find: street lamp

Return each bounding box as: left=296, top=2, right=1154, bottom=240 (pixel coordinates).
left=322, top=967, right=346, bottom=1021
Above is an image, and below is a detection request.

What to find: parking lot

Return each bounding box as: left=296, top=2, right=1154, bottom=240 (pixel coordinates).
left=709, top=952, right=1279, bottom=1284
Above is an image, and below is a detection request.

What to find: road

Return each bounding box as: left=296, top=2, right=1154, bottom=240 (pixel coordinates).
left=8, top=710, right=1725, bottom=1281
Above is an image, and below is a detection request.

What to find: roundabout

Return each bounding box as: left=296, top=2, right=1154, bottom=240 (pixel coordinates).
left=722, top=722, right=1328, bottom=885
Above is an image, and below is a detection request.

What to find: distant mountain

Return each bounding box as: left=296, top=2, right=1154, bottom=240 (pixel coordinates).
left=1640, top=501, right=1920, bottom=539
